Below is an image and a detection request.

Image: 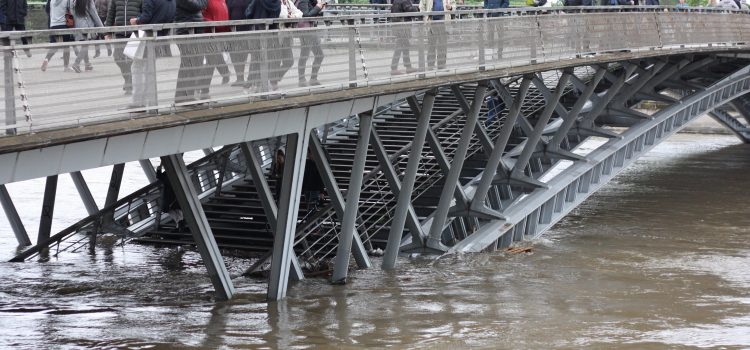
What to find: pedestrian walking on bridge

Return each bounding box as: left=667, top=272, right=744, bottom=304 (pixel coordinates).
left=104, top=0, right=143, bottom=95
left=419, top=0, right=453, bottom=71
left=390, top=0, right=418, bottom=75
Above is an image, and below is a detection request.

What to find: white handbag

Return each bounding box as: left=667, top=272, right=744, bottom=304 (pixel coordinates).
left=123, top=31, right=146, bottom=59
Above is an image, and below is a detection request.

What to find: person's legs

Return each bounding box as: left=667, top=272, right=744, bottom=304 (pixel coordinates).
left=427, top=26, right=437, bottom=69
left=309, top=35, right=324, bottom=83
left=298, top=35, right=312, bottom=83
left=229, top=51, right=248, bottom=84
left=112, top=40, right=133, bottom=93
left=175, top=42, right=204, bottom=102
left=436, top=23, right=447, bottom=69
left=271, top=36, right=293, bottom=86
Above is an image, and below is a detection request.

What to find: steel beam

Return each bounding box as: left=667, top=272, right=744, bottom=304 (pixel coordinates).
left=381, top=89, right=436, bottom=269
left=37, top=175, right=58, bottom=259
left=469, top=76, right=532, bottom=218
left=451, top=84, right=494, bottom=157
left=511, top=72, right=572, bottom=178
left=139, top=159, right=158, bottom=183
left=370, top=129, right=426, bottom=248
left=70, top=172, right=99, bottom=216
left=580, top=64, right=638, bottom=127
left=0, top=184, right=31, bottom=246
left=268, top=130, right=309, bottom=301
left=494, top=79, right=535, bottom=136
left=240, top=142, right=304, bottom=281
left=332, top=113, right=374, bottom=283
left=426, top=82, right=488, bottom=252
left=161, top=154, right=235, bottom=300
left=548, top=68, right=606, bottom=154
left=104, top=164, right=125, bottom=209
left=308, top=133, right=371, bottom=270
left=408, top=96, right=470, bottom=208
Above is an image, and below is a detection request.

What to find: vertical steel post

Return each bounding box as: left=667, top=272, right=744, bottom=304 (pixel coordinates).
left=70, top=171, right=99, bottom=215
left=240, top=142, right=305, bottom=281
left=268, top=131, right=309, bottom=301
left=37, top=175, right=58, bottom=258
left=426, top=82, right=488, bottom=251
left=331, top=113, right=373, bottom=283
left=139, top=159, right=157, bottom=183
left=145, top=30, right=159, bottom=112
left=161, top=154, right=235, bottom=300
left=382, top=90, right=436, bottom=269
left=3, top=37, right=17, bottom=135
left=0, top=184, right=31, bottom=246
left=309, top=132, right=372, bottom=269
left=347, top=20, right=357, bottom=87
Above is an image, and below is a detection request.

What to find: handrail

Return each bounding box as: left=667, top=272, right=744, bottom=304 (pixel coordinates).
left=2, top=7, right=749, bottom=136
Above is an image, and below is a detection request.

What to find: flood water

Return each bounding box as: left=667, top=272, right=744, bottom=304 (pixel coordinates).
left=0, top=133, right=749, bottom=349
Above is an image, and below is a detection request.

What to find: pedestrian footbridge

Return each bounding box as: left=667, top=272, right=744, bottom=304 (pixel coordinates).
left=2, top=7, right=750, bottom=301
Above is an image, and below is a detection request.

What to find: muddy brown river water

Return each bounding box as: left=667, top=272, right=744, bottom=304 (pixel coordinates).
left=0, top=133, right=748, bottom=349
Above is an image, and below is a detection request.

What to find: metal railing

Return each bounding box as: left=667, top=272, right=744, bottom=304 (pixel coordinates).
left=1, top=7, right=749, bottom=135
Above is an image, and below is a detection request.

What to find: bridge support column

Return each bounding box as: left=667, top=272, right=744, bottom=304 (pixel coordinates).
left=426, top=82, right=488, bottom=252
left=37, top=176, right=58, bottom=259
left=161, top=154, right=235, bottom=301
left=0, top=184, right=31, bottom=246
left=381, top=89, right=436, bottom=269
left=70, top=172, right=99, bottom=216
left=309, top=132, right=371, bottom=270
left=104, top=164, right=125, bottom=222
left=241, top=142, right=304, bottom=281
left=332, top=112, right=373, bottom=284
left=268, top=130, right=310, bottom=301
left=139, top=160, right=158, bottom=183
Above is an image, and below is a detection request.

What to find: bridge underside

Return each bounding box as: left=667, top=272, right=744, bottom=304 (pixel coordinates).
left=5, top=53, right=750, bottom=300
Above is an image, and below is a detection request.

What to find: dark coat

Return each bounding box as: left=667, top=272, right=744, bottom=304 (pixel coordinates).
left=174, top=0, right=206, bottom=33
left=105, top=0, right=144, bottom=27
left=226, top=0, right=251, bottom=30
left=137, top=0, right=175, bottom=24
left=244, top=0, right=279, bottom=29
left=391, top=0, right=417, bottom=22
left=295, top=0, right=320, bottom=17
left=0, top=0, right=27, bottom=24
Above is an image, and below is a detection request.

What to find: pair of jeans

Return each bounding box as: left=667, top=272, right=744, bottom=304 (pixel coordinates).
left=45, top=25, right=73, bottom=67
left=391, top=31, right=413, bottom=71
left=298, top=32, right=324, bottom=81
left=112, top=39, right=133, bottom=92
left=427, top=22, right=447, bottom=69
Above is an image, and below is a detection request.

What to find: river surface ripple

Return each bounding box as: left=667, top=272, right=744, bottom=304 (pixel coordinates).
left=0, top=133, right=749, bottom=349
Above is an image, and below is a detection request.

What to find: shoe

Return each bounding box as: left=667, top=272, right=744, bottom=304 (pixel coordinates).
left=221, top=75, right=230, bottom=85
left=175, top=96, right=197, bottom=104
left=24, top=49, right=31, bottom=58
left=85, top=64, right=93, bottom=71
left=390, top=69, right=404, bottom=75
left=231, top=79, right=245, bottom=87
left=198, top=92, right=211, bottom=100
left=124, top=89, right=133, bottom=96
left=405, top=67, right=419, bottom=74
left=269, top=81, right=279, bottom=91
left=71, top=64, right=81, bottom=73
left=93, top=50, right=101, bottom=59
left=63, top=66, right=72, bottom=73
left=298, top=79, right=308, bottom=87
left=308, top=78, right=320, bottom=86
left=41, top=59, right=48, bottom=72
left=118, top=103, right=145, bottom=110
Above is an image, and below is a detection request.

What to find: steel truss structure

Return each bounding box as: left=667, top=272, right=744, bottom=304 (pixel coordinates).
left=6, top=53, right=750, bottom=301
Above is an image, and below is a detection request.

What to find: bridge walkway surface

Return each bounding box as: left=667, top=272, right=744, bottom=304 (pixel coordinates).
left=2, top=7, right=750, bottom=301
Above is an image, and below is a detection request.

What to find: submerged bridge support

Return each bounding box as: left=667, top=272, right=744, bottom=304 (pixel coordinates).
left=2, top=8, right=750, bottom=301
